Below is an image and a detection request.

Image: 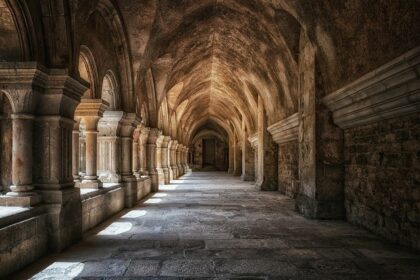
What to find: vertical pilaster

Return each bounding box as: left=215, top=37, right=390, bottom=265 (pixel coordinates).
left=295, top=32, right=344, bottom=219
left=256, top=95, right=278, bottom=191
left=241, top=123, right=255, bottom=181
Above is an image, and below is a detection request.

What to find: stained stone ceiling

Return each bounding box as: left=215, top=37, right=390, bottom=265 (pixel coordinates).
left=10, top=0, right=411, bottom=146
left=117, top=0, right=303, bottom=144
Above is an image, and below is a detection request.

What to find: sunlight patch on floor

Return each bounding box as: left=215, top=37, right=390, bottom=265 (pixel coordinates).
left=97, top=222, right=132, bottom=235
left=121, top=210, right=147, bottom=218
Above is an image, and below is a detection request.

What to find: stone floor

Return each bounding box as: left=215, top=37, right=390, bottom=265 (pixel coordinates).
left=13, top=172, right=420, bottom=279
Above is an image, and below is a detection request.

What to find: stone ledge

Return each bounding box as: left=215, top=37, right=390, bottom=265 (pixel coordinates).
left=0, top=205, right=46, bottom=228
left=267, top=113, right=299, bottom=145
left=80, top=183, right=122, bottom=200
left=323, top=46, right=420, bottom=128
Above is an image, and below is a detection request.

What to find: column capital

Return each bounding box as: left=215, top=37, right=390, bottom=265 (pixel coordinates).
left=75, top=99, right=108, bottom=131
left=147, top=128, right=162, bottom=144
left=98, top=110, right=125, bottom=137
left=156, top=134, right=165, bottom=148
left=139, top=125, right=150, bottom=143
left=169, top=140, right=178, bottom=150
left=74, top=98, right=108, bottom=117
left=120, top=112, right=141, bottom=137
left=248, top=133, right=259, bottom=149
left=161, top=136, right=171, bottom=148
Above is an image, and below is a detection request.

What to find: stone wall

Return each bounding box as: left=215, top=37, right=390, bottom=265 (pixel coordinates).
left=0, top=213, right=48, bottom=276
left=192, top=139, right=203, bottom=169
left=137, top=177, right=151, bottom=201
left=192, top=138, right=228, bottom=171
left=215, top=140, right=228, bottom=171
left=345, top=113, right=420, bottom=250
left=81, top=186, right=125, bottom=232
left=278, top=141, right=299, bottom=198
left=81, top=178, right=152, bottom=233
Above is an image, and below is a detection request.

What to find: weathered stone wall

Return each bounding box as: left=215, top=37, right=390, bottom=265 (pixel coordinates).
left=345, top=113, right=420, bottom=250
left=137, top=177, right=151, bottom=201
left=278, top=141, right=299, bottom=198
left=81, top=186, right=125, bottom=232
left=192, top=139, right=203, bottom=169
left=0, top=214, right=48, bottom=276
left=215, top=140, right=228, bottom=171
left=192, top=138, right=228, bottom=171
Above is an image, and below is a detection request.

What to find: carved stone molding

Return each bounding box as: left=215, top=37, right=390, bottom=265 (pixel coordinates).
left=98, top=111, right=124, bottom=136
left=267, top=113, right=299, bottom=145
left=120, top=113, right=140, bottom=137
left=0, top=63, right=88, bottom=116
left=323, top=46, right=420, bottom=129
left=75, top=98, right=108, bottom=118
left=248, top=133, right=258, bottom=149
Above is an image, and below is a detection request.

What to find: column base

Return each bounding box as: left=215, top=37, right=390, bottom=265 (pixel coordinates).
left=295, top=194, right=345, bottom=220
left=0, top=192, right=41, bottom=207
left=241, top=174, right=254, bottom=181
left=256, top=177, right=278, bottom=191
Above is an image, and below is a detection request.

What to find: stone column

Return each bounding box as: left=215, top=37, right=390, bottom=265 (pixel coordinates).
left=256, top=95, right=278, bottom=191
left=170, top=140, right=179, bottom=179
left=161, top=136, right=171, bottom=184
left=155, top=135, right=165, bottom=185
left=97, top=111, right=124, bottom=183
left=177, top=144, right=184, bottom=176
left=132, top=126, right=140, bottom=178
left=83, top=117, right=100, bottom=186
left=139, top=125, right=150, bottom=176
left=75, top=99, right=108, bottom=189
left=72, top=119, right=81, bottom=182
left=5, top=113, right=41, bottom=205
left=120, top=113, right=140, bottom=207
left=168, top=140, right=175, bottom=181
left=147, top=128, right=161, bottom=192
left=0, top=84, right=40, bottom=207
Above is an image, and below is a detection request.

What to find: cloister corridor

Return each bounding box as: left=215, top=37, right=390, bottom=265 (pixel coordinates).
left=12, top=172, right=420, bottom=280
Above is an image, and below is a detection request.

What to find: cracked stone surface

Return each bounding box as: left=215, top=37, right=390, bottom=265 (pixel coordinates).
left=14, top=172, right=420, bottom=279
